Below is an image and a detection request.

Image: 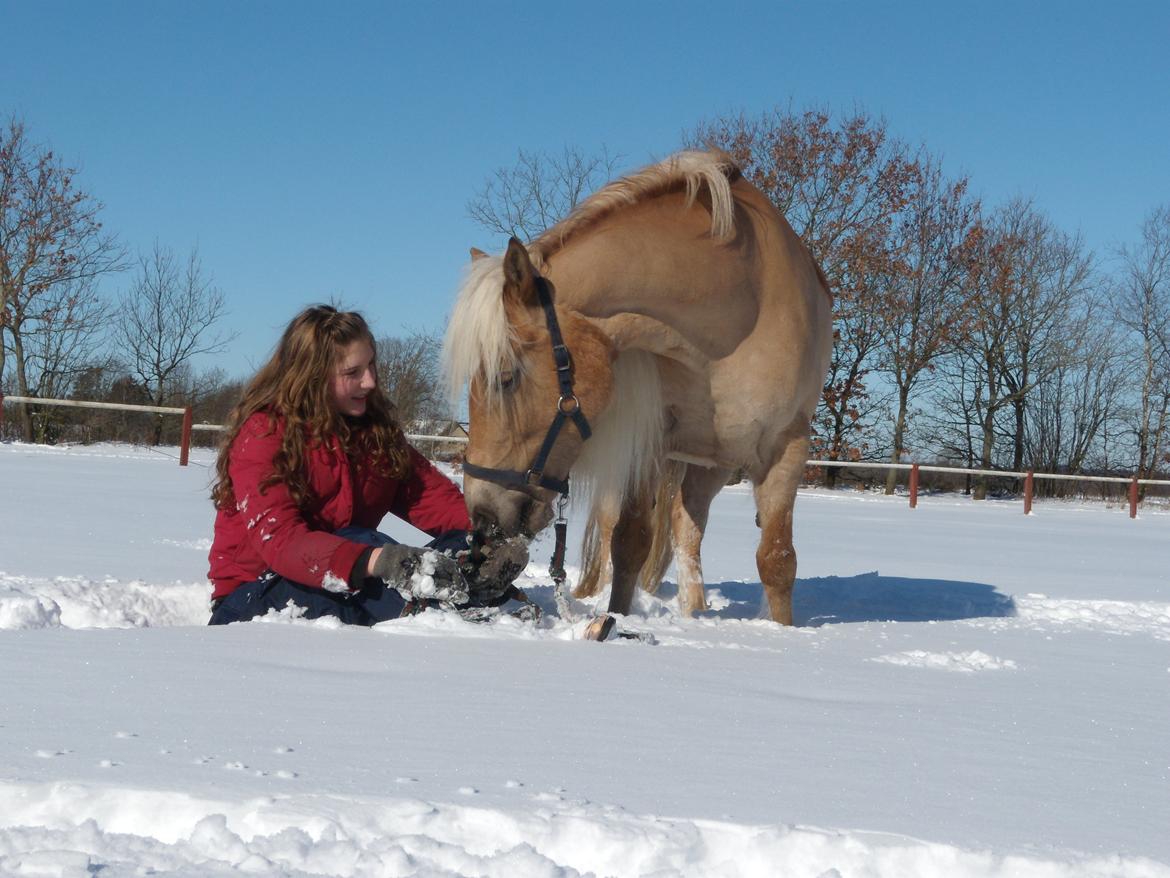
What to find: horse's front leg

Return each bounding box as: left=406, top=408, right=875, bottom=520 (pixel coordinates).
left=572, top=496, right=617, bottom=599
left=607, top=484, right=655, bottom=614
left=754, top=428, right=810, bottom=626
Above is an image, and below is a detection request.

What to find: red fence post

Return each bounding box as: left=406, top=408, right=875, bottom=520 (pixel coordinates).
left=909, top=463, right=919, bottom=509
left=1129, top=474, right=1139, bottom=519
left=1024, top=470, right=1034, bottom=515
left=180, top=406, right=193, bottom=467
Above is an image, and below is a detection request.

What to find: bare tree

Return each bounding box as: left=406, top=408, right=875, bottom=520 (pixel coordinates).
left=999, top=206, right=1094, bottom=474
left=113, top=243, right=233, bottom=443
left=376, top=329, right=451, bottom=427
left=19, top=279, right=115, bottom=439
left=1025, top=309, right=1126, bottom=482
left=467, top=145, right=622, bottom=244
left=940, top=200, right=1094, bottom=497
left=0, top=117, right=126, bottom=438
left=875, top=158, right=982, bottom=493
left=1113, top=205, right=1170, bottom=480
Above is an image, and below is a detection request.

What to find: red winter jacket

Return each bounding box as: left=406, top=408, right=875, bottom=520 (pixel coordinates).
left=207, top=412, right=471, bottom=600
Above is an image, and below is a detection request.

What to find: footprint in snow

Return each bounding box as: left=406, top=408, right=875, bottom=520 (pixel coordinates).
left=113, top=731, right=138, bottom=739
left=458, top=786, right=478, bottom=796
left=34, top=749, right=66, bottom=759
left=395, top=776, right=417, bottom=784
left=98, top=759, right=121, bottom=768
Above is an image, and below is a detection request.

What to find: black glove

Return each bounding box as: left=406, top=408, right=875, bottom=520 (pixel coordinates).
left=461, top=535, right=529, bottom=607
left=371, top=544, right=470, bottom=606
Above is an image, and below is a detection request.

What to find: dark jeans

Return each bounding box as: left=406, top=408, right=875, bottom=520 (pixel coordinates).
left=208, top=527, right=470, bottom=626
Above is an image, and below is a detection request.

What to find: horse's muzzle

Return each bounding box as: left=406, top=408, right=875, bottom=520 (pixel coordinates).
left=468, top=484, right=554, bottom=540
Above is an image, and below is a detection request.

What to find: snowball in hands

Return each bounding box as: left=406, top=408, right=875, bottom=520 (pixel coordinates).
left=371, top=545, right=469, bottom=606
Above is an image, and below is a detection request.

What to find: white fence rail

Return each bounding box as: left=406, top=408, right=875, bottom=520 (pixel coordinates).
left=3, top=394, right=1168, bottom=517
left=0, top=394, right=470, bottom=467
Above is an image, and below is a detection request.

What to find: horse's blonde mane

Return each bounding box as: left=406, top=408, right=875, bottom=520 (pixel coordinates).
left=571, top=349, right=665, bottom=511
left=530, top=149, right=738, bottom=265
left=443, top=254, right=515, bottom=403
left=443, top=150, right=739, bottom=401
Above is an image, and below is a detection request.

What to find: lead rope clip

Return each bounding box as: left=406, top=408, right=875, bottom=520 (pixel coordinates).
left=549, top=494, right=574, bottom=623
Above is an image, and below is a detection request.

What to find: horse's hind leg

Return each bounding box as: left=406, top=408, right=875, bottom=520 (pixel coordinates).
left=671, top=464, right=732, bottom=616
left=754, top=427, right=810, bottom=626
left=607, top=482, right=655, bottom=615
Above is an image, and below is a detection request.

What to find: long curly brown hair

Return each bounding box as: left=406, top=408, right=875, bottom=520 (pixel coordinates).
left=211, top=305, right=411, bottom=511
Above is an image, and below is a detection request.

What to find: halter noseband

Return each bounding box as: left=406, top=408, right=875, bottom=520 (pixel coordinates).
left=462, top=276, right=592, bottom=497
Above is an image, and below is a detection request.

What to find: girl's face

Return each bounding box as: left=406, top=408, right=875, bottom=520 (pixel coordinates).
left=330, top=339, right=377, bottom=417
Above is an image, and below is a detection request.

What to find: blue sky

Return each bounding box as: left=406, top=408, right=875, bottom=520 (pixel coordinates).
left=3, top=1, right=1167, bottom=379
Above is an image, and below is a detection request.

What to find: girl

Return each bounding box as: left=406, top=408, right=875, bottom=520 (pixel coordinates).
left=206, top=305, right=521, bottom=625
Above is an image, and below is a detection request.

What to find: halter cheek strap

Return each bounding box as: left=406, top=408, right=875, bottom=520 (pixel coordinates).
left=462, top=276, right=592, bottom=497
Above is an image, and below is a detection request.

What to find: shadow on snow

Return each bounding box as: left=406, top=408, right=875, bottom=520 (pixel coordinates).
left=520, top=572, right=1015, bottom=627
left=683, top=572, right=1018, bottom=627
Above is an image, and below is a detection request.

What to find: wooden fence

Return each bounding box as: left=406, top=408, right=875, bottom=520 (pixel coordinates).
left=4, top=394, right=1168, bottom=518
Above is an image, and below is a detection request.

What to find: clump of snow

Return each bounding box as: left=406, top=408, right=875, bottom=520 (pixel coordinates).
left=157, top=537, right=213, bottom=550
left=404, top=549, right=469, bottom=604
left=253, top=602, right=343, bottom=629
left=0, top=590, right=62, bottom=629
left=407, top=550, right=439, bottom=597
left=870, top=649, right=1019, bottom=672
left=320, top=570, right=350, bottom=594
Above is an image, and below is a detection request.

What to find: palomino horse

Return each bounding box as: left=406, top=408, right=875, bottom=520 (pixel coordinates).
left=444, top=150, right=832, bottom=625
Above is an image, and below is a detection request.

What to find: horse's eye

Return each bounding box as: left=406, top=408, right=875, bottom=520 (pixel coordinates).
left=499, top=371, right=516, bottom=391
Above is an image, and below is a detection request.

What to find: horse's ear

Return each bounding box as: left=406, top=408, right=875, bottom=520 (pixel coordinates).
left=502, top=237, right=539, bottom=308
left=469, top=247, right=488, bottom=262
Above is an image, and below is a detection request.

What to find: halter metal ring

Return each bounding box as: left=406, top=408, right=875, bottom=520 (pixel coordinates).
left=558, top=395, right=580, bottom=414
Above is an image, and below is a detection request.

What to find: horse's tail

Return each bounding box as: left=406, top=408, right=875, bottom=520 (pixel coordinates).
left=574, top=460, right=684, bottom=599
left=638, top=459, right=684, bottom=594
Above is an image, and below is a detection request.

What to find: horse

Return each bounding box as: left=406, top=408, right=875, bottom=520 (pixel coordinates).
left=444, top=149, right=832, bottom=625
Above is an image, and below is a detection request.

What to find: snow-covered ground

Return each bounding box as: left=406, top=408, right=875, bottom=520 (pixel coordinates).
left=0, top=440, right=1167, bottom=877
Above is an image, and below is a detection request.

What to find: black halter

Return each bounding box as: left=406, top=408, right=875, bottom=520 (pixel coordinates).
left=462, top=277, right=592, bottom=497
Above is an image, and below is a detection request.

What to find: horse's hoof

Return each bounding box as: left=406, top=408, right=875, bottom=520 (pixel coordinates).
left=582, top=614, right=616, bottom=641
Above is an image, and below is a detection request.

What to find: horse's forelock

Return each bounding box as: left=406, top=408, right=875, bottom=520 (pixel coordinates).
left=442, top=255, right=519, bottom=406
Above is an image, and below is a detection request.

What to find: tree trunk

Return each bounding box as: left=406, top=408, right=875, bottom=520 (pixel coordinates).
left=884, top=386, right=911, bottom=495
left=1012, top=397, right=1026, bottom=473
left=8, top=322, right=34, bottom=441
left=152, top=381, right=166, bottom=446
left=974, top=408, right=996, bottom=501
left=824, top=410, right=848, bottom=489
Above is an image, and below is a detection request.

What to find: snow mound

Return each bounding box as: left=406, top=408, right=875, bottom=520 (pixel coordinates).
left=0, top=574, right=210, bottom=630
left=869, top=649, right=1019, bottom=672
left=1, top=780, right=1165, bottom=878
left=1007, top=596, right=1170, bottom=641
